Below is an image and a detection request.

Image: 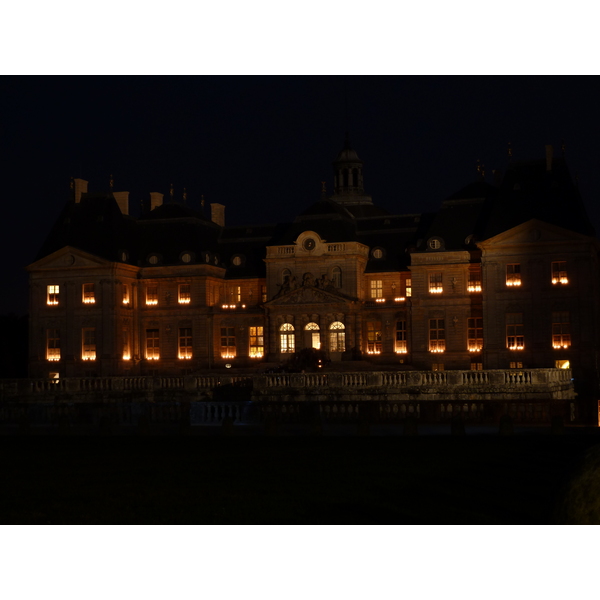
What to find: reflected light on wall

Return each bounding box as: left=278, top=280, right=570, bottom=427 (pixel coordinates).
left=122, top=353, right=131, bottom=361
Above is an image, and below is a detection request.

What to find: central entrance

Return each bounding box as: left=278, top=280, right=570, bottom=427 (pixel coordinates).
left=305, top=322, right=321, bottom=349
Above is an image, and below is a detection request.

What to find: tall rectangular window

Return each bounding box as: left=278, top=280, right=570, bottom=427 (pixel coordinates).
left=82, top=327, right=96, bottom=361
left=429, top=319, right=445, bottom=352
left=178, top=284, right=191, bottom=304
left=552, top=312, right=571, bottom=349
left=122, top=284, right=130, bottom=305
left=367, top=321, right=382, bottom=354
left=122, top=329, right=131, bottom=360
left=146, top=329, right=160, bottom=360
left=47, top=284, right=60, bottom=305
left=405, top=278, right=412, bottom=297
left=395, top=320, right=407, bottom=354
left=46, top=329, right=60, bottom=361
left=506, top=313, right=524, bottom=350
left=229, top=286, right=241, bottom=303
left=261, top=285, right=267, bottom=303
left=370, top=280, right=383, bottom=299
left=467, top=317, right=483, bottom=351
left=221, top=327, right=236, bottom=358
left=429, top=272, right=443, bottom=294
left=249, top=326, right=264, bottom=357
left=146, top=285, right=158, bottom=306
left=82, top=283, right=95, bottom=304
left=179, top=327, right=193, bottom=359
left=506, top=264, right=521, bottom=287
left=552, top=261, right=568, bottom=285
left=467, top=267, right=482, bottom=292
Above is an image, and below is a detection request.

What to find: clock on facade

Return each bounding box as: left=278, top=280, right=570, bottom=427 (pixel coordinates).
left=303, top=238, right=316, bottom=251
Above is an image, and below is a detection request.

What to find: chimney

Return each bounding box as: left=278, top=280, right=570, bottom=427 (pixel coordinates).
left=150, top=192, right=163, bottom=211
left=74, top=178, right=88, bottom=203
left=546, top=144, right=553, bottom=172
left=113, top=191, right=129, bottom=215
left=211, top=203, right=225, bottom=227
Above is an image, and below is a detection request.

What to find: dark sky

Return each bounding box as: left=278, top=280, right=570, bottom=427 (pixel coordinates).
left=3, top=75, right=600, bottom=315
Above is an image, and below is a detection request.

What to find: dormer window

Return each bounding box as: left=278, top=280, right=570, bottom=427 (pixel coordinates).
left=372, top=248, right=384, bottom=259
left=148, top=255, right=159, bottom=265
left=82, top=283, right=95, bottom=304
left=428, top=238, right=443, bottom=250
left=47, top=285, right=60, bottom=305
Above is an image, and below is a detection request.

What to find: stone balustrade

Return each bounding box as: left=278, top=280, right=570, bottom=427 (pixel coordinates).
left=0, top=368, right=575, bottom=403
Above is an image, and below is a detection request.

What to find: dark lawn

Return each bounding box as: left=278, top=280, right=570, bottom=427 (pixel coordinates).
left=1, top=433, right=598, bottom=524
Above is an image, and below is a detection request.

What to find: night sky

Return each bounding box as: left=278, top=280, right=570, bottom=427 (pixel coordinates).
left=3, top=75, right=600, bottom=315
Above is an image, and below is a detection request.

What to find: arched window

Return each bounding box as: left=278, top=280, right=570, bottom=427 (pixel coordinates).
left=329, top=321, right=345, bottom=352
left=305, top=322, right=321, bottom=349
left=280, top=323, right=295, bottom=353
left=332, top=267, right=342, bottom=288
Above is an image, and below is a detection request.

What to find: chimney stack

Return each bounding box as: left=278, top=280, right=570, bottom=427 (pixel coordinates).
left=546, top=144, right=553, bottom=172
left=211, top=203, right=225, bottom=227
left=74, top=178, right=88, bottom=203
left=150, top=192, right=164, bottom=211
left=113, top=191, right=129, bottom=215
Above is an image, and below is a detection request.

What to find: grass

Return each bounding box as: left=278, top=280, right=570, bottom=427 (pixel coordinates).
left=1, top=432, right=599, bottom=524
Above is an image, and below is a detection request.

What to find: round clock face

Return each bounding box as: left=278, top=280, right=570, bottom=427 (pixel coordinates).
left=303, top=238, right=316, bottom=251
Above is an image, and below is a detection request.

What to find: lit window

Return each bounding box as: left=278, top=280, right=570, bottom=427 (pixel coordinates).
left=395, top=321, right=407, bottom=354
left=432, top=363, right=444, bottom=371
left=249, top=326, right=264, bottom=358
left=122, top=329, right=131, bottom=360
left=552, top=312, right=571, bottom=349
left=122, top=284, right=130, bottom=305
left=305, top=322, right=321, bottom=349
left=367, top=321, right=382, bottom=354
left=470, top=362, right=483, bottom=371
left=506, top=264, right=521, bottom=287
left=467, top=267, right=482, bottom=292
left=146, top=285, right=158, bottom=306
left=429, top=319, right=445, bottom=352
left=509, top=361, right=523, bottom=369
left=280, top=323, right=295, bottom=353
left=329, top=321, right=345, bottom=352
left=429, top=272, right=443, bottom=294
left=261, top=285, right=267, bottom=303
left=467, top=317, right=483, bottom=351
left=46, top=329, right=60, bottom=361
left=552, top=261, right=568, bottom=285
left=556, top=360, right=570, bottom=369
left=178, top=284, right=191, bottom=304
left=370, top=280, right=383, bottom=299
left=229, top=286, right=241, bottom=303
left=179, top=327, right=193, bottom=359
left=405, top=278, right=412, bottom=297
left=82, top=283, right=95, bottom=304
left=506, top=313, right=524, bottom=350
left=221, top=327, right=236, bottom=358
left=146, top=329, right=160, bottom=360
left=82, top=327, right=96, bottom=361
left=47, top=285, right=60, bottom=305
left=332, top=267, right=342, bottom=288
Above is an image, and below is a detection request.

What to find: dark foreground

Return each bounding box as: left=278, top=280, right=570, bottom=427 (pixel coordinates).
left=2, top=428, right=600, bottom=524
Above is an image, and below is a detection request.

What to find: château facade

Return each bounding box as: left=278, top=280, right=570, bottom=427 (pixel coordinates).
left=27, top=140, right=600, bottom=397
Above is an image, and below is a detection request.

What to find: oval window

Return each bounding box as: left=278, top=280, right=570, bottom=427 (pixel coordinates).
left=232, top=256, right=242, bottom=266
left=372, top=248, right=383, bottom=259
left=181, top=253, right=191, bottom=263
left=148, top=255, right=159, bottom=265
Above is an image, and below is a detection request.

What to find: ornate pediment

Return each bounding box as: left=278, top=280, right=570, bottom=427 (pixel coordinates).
left=27, top=246, right=113, bottom=271
left=266, top=284, right=355, bottom=306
